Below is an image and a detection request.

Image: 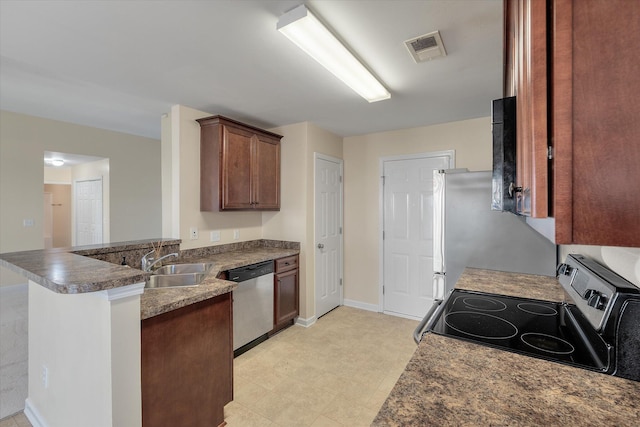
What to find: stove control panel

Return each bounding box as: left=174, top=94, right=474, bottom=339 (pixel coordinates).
left=558, top=255, right=614, bottom=331
left=584, top=289, right=607, bottom=310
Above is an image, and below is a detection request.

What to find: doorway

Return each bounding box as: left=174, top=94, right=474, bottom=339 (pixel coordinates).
left=43, top=151, right=109, bottom=247
left=43, top=184, right=72, bottom=248
left=314, top=154, right=344, bottom=319
left=380, top=151, right=454, bottom=319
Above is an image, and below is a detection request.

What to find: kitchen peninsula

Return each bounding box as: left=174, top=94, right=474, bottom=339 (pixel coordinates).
left=0, top=238, right=299, bottom=427
left=373, top=269, right=640, bottom=426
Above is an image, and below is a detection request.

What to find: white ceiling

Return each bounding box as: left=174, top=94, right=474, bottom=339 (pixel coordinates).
left=0, top=0, right=503, bottom=140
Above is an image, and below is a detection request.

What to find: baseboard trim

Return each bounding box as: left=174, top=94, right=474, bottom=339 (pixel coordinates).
left=343, top=299, right=381, bottom=313
left=295, top=316, right=316, bottom=328
left=24, top=398, right=47, bottom=427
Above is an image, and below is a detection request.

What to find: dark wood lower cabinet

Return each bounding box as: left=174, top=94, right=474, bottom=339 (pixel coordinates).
left=273, top=255, right=299, bottom=333
left=141, top=293, right=233, bottom=427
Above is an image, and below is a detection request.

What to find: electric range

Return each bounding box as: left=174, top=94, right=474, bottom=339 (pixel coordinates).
left=418, top=254, right=640, bottom=381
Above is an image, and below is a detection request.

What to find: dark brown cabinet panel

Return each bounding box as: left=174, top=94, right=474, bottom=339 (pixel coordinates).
left=504, top=0, right=549, bottom=217
left=504, top=0, right=640, bottom=247
left=552, top=0, right=640, bottom=246
left=141, top=294, right=232, bottom=427
left=273, top=255, right=299, bottom=333
left=254, top=135, right=280, bottom=210
left=197, top=115, right=282, bottom=211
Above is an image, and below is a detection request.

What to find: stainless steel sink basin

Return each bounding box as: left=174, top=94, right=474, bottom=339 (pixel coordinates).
left=146, top=262, right=215, bottom=288
left=153, top=262, right=215, bottom=275
left=146, top=273, right=206, bottom=289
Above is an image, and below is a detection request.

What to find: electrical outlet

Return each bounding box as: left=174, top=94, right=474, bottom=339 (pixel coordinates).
left=210, top=230, right=221, bottom=242
left=41, top=365, right=49, bottom=388
left=190, top=227, right=198, bottom=240
left=233, top=229, right=240, bottom=240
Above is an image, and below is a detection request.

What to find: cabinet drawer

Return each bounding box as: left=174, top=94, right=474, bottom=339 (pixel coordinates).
left=275, top=255, right=298, bottom=273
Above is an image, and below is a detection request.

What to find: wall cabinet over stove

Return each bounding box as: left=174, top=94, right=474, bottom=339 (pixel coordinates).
left=504, top=0, right=640, bottom=247
left=197, top=115, right=282, bottom=211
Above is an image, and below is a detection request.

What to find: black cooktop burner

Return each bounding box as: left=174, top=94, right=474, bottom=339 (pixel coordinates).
left=428, top=289, right=610, bottom=372
left=444, top=312, right=517, bottom=340
left=520, top=333, right=575, bottom=355
left=517, top=302, right=558, bottom=316
left=461, top=297, right=507, bottom=312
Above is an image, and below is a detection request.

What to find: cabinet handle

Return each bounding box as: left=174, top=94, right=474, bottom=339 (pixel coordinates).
left=317, top=243, right=324, bottom=249
left=508, top=182, right=523, bottom=198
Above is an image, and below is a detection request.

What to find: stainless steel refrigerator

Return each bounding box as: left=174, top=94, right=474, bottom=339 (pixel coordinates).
left=432, top=169, right=556, bottom=300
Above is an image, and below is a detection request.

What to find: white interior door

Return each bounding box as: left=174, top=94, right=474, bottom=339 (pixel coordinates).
left=75, top=178, right=103, bottom=246
left=382, top=153, right=453, bottom=319
left=315, top=154, right=343, bottom=319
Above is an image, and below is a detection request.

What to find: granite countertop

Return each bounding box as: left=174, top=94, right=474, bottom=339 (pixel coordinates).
left=373, top=268, right=640, bottom=426
left=140, top=247, right=299, bottom=319
left=0, top=239, right=299, bottom=319
left=0, top=239, right=174, bottom=294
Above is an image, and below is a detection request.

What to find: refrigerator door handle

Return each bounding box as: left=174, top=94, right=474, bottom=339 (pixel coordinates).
left=413, top=298, right=444, bottom=345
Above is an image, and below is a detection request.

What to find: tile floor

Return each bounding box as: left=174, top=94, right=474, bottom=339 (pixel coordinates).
left=0, top=306, right=418, bottom=427
left=0, top=412, right=30, bottom=427
left=225, top=306, right=419, bottom=426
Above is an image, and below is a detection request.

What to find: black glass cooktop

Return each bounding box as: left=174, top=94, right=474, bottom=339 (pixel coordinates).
left=428, top=289, right=611, bottom=372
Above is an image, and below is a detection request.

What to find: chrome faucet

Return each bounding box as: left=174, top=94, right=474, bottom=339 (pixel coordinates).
left=141, top=250, right=179, bottom=272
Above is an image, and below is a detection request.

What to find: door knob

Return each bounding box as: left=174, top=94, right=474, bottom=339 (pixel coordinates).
left=317, top=243, right=324, bottom=249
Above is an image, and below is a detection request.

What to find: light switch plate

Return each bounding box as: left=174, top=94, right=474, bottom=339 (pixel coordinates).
left=210, top=230, right=221, bottom=242
left=190, top=227, right=198, bottom=240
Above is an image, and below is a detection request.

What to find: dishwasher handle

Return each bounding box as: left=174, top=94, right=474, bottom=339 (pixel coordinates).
left=413, top=299, right=443, bottom=345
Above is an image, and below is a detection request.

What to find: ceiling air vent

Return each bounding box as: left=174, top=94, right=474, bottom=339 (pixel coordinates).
left=404, top=30, right=447, bottom=63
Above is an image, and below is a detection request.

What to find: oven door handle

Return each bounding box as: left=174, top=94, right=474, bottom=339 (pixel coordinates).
left=413, top=299, right=444, bottom=345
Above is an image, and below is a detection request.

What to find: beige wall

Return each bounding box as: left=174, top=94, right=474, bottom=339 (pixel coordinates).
left=0, top=110, right=162, bottom=286
left=263, top=122, right=344, bottom=320
left=161, top=105, right=263, bottom=248
left=342, top=117, right=492, bottom=306
left=44, top=166, right=71, bottom=184
left=165, top=109, right=344, bottom=320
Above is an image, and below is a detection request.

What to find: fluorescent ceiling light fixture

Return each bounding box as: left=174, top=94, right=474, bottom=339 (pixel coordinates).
left=277, top=5, right=390, bottom=103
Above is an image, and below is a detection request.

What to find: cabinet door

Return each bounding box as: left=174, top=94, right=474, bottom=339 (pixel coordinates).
left=552, top=0, right=640, bottom=246
left=506, top=0, right=549, bottom=217
left=253, top=135, right=280, bottom=210
left=274, top=268, right=299, bottom=328
left=222, top=125, right=254, bottom=209
left=141, top=294, right=232, bottom=427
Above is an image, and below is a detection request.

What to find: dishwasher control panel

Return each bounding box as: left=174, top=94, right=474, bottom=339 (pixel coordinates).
left=227, top=260, right=274, bottom=282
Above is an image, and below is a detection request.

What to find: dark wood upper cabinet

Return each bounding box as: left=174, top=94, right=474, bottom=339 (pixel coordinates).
left=197, top=115, right=282, bottom=211
left=505, top=0, right=640, bottom=247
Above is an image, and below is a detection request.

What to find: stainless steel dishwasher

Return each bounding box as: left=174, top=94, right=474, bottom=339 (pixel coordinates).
left=227, top=260, right=274, bottom=357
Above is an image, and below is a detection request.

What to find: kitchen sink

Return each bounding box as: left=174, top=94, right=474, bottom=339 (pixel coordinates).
left=146, top=262, right=215, bottom=288
left=153, top=262, right=215, bottom=275
left=146, top=272, right=207, bottom=288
